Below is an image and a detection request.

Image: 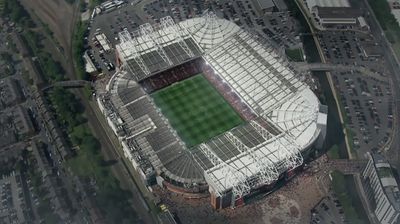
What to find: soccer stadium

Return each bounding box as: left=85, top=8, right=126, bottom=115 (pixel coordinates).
left=97, top=13, right=328, bottom=209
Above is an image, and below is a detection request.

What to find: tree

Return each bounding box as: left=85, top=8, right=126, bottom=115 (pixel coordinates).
left=81, top=135, right=100, bottom=154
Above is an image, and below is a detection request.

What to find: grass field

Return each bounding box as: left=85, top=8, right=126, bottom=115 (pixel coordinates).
left=285, top=48, right=304, bottom=62
left=368, top=0, right=400, bottom=58
left=152, top=74, right=244, bottom=148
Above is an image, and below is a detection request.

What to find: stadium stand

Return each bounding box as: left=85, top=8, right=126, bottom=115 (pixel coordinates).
left=98, top=13, right=327, bottom=209
left=140, top=58, right=203, bottom=93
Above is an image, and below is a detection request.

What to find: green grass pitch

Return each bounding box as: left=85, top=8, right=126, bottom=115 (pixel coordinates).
left=151, top=74, right=244, bottom=148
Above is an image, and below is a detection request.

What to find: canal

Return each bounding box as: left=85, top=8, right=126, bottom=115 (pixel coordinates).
left=299, top=10, right=370, bottom=224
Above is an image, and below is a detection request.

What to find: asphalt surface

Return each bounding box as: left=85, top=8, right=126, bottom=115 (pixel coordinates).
left=1, top=22, right=91, bottom=221
left=84, top=97, right=158, bottom=224
left=294, top=0, right=397, bottom=160
left=83, top=0, right=400, bottom=223
left=311, top=196, right=345, bottom=224
left=83, top=0, right=307, bottom=222
left=297, top=0, right=398, bottom=222
left=87, top=0, right=303, bottom=77
left=14, top=0, right=159, bottom=222
left=361, top=0, right=400, bottom=167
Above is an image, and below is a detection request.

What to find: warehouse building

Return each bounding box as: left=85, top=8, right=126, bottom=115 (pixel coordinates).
left=314, top=7, right=361, bottom=25
left=305, top=0, right=363, bottom=27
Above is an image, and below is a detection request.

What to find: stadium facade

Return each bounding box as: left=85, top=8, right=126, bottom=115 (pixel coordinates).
left=97, top=13, right=328, bottom=209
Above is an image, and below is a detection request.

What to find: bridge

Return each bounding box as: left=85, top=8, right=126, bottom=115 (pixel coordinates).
left=42, top=80, right=94, bottom=91
left=299, top=28, right=369, bottom=37
left=327, top=159, right=367, bottom=175
left=293, top=62, right=389, bottom=82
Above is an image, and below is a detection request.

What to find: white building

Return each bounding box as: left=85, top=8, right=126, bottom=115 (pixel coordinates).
left=362, top=153, right=400, bottom=224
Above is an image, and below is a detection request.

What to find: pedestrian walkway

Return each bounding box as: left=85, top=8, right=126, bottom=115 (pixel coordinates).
left=328, top=159, right=367, bottom=174
left=293, top=62, right=389, bottom=82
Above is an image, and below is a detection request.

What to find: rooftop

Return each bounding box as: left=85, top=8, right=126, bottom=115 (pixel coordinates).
left=252, top=0, right=276, bottom=10
left=0, top=78, right=24, bottom=110
left=316, top=7, right=362, bottom=19
left=306, top=0, right=350, bottom=9
left=372, top=153, right=400, bottom=211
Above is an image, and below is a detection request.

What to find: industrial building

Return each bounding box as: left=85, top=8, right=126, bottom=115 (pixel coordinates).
left=305, top=0, right=363, bottom=27
left=362, top=153, right=400, bottom=224
left=97, top=13, right=327, bottom=208
left=306, top=0, right=350, bottom=9
left=314, top=7, right=361, bottom=25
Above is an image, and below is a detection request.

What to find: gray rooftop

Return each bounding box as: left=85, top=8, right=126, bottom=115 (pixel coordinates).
left=372, top=153, right=400, bottom=211
left=317, top=7, right=362, bottom=18
left=252, top=0, right=275, bottom=10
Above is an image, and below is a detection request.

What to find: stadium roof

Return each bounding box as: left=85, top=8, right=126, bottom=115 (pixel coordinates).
left=108, top=13, right=326, bottom=197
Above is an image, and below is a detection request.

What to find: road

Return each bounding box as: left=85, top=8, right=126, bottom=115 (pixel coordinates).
left=48, top=2, right=158, bottom=223
left=82, top=94, right=158, bottom=224
left=294, top=1, right=380, bottom=223
left=9, top=25, right=89, bottom=222
left=294, top=0, right=354, bottom=159
left=71, top=7, right=157, bottom=222
left=16, top=0, right=158, bottom=222
left=362, top=0, right=400, bottom=168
